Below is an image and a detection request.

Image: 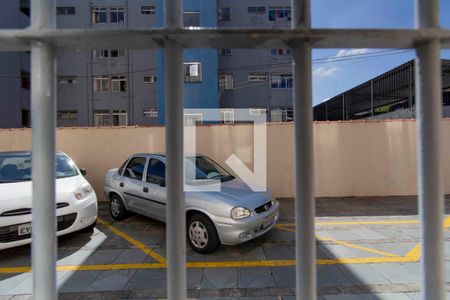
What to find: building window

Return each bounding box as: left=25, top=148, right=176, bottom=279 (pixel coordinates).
left=248, top=6, right=266, bottom=15
left=58, top=110, right=78, bottom=120
left=92, top=7, right=108, bottom=24
left=219, top=74, right=233, bottom=90
left=144, top=108, right=158, bottom=118
left=144, top=76, right=157, bottom=84
left=57, top=7, right=76, bottom=15
left=93, top=76, right=109, bottom=92
left=93, top=110, right=110, bottom=126
left=22, top=109, right=30, bottom=127
left=218, top=49, right=232, bottom=56
left=249, top=108, right=268, bottom=115
left=141, top=6, right=155, bottom=15
left=112, top=110, right=128, bottom=126
left=268, top=7, right=291, bottom=21
left=248, top=73, right=268, bottom=82
left=111, top=76, right=127, bottom=92
left=271, top=108, right=284, bottom=122
left=220, top=109, right=234, bottom=124
left=218, top=7, right=231, bottom=21
left=58, top=76, right=77, bottom=84
left=286, top=107, right=294, bottom=122
left=110, top=7, right=125, bottom=23
left=21, top=70, right=30, bottom=90
left=270, top=74, right=293, bottom=89
left=94, top=50, right=109, bottom=58
left=94, top=49, right=125, bottom=58
left=183, top=12, right=200, bottom=27
left=184, top=114, right=203, bottom=126
left=110, top=50, right=125, bottom=57
left=20, top=0, right=30, bottom=16
left=271, top=48, right=291, bottom=56
left=184, top=62, right=202, bottom=83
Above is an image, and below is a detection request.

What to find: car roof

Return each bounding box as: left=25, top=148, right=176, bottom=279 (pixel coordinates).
left=130, top=153, right=205, bottom=160
left=0, top=151, right=67, bottom=156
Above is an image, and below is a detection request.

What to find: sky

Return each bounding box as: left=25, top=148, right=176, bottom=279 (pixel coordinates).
left=310, top=0, right=450, bottom=105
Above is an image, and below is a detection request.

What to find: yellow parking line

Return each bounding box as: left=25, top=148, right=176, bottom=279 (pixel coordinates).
left=4, top=216, right=446, bottom=274
left=0, top=255, right=422, bottom=274
left=316, top=235, right=399, bottom=258
left=0, top=266, right=31, bottom=273
left=97, top=218, right=167, bottom=263
left=278, top=220, right=420, bottom=227
left=276, top=225, right=398, bottom=258
left=57, top=262, right=166, bottom=271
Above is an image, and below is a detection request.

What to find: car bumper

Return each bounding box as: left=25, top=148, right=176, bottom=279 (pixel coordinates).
left=214, top=200, right=280, bottom=246
left=0, top=193, right=98, bottom=250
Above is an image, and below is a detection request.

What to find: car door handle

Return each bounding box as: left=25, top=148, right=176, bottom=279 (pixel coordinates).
left=143, top=187, right=149, bottom=193
left=119, top=182, right=124, bottom=187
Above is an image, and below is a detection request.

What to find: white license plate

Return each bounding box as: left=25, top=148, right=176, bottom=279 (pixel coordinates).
left=18, top=223, right=32, bottom=236
left=263, top=213, right=275, bottom=228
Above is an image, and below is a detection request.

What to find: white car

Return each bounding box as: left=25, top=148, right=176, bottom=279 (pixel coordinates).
left=0, top=151, right=98, bottom=250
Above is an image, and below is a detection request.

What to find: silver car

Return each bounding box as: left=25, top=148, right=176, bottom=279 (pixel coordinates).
left=104, top=153, right=279, bottom=253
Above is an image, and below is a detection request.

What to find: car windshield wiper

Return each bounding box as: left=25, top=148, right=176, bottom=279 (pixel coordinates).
left=0, top=179, right=29, bottom=183
left=221, top=175, right=235, bottom=182
left=209, top=174, right=225, bottom=179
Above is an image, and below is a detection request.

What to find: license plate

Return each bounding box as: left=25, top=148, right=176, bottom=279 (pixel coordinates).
left=263, top=213, right=275, bottom=228
left=18, top=223, right=32, bottom=236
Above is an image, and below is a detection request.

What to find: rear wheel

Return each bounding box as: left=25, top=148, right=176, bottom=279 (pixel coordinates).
left=110, top=194, right=128, bottom=221
left=187, top=214, right=219, bottom=254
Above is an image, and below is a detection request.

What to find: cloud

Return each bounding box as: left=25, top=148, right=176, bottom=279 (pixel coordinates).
left=335, top=48, right=371, bottom=58
left=313, top=67, right=338, bottom=77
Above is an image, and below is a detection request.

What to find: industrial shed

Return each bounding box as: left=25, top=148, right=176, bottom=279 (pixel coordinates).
left=314, top=59, right=450, bottom=121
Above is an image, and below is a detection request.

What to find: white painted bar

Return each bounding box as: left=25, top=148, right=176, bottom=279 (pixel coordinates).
left=0, top=28, right=450, bottom=51
left=164, top=0, right=186, bottom=299
left=416, top=1, right=444, bottom=299
left=292, top=0, right=316, bottom=299
left=30, top=0, right=57, bottom=299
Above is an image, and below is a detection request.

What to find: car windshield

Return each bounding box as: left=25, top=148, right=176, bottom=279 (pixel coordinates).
left=0, top=153, right=79, bottom=183
left=185, top=156, right=234, bottom=182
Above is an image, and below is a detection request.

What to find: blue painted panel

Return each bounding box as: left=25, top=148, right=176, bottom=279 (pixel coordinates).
left=156, top=0, right=218, bottom=124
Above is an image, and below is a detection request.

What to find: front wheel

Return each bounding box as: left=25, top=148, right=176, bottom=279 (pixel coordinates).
left=187, top=214, right=219, bottom=254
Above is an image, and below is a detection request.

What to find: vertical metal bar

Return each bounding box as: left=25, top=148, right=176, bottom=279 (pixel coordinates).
left=342, top=94, right=345, bottom=120
left=164, top=0, right=185, bottom=299
left=370, top=80, right=374, bottom=117
left=292, top=0, right=315, bottom=299
left=31, top=0, right=56, bottom=300
left=415, top=0, right=444, bottom=299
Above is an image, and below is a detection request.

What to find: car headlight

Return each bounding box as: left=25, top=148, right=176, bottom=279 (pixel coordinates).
left=230, top=207, right=251, bottom=220
left=74, top=184, right=93, bottom=200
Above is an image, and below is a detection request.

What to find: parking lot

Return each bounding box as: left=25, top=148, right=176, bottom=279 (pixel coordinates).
left=0, top=196, right=449, bottom=300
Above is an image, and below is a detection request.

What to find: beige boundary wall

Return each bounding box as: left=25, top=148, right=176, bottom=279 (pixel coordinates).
left=0, top=120, right=449, bottom=200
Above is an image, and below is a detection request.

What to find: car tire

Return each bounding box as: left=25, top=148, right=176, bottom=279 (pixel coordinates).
left=187, top=213, right=219, bottom=254
left=110, top=194, right=128, bottom=221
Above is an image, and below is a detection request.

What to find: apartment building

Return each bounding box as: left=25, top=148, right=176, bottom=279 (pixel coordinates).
left=0, top=0, right=294, bottom=128
left=217, top=0, right=293, bottom=123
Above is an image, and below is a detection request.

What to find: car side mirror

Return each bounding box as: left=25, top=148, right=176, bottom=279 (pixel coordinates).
left=159, top=178, right=166, bottom=187
left=80, top=168, right=87, bottom=176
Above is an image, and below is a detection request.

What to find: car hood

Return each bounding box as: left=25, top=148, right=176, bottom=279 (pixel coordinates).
left=206, top=178, right=272, bottom=209
left=0, top=175, right=86, bottom=213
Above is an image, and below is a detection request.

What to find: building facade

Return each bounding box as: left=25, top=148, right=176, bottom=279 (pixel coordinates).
left=0, top=0, right=295, bottom=128
left=217, top=0, right=293, bottom=123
